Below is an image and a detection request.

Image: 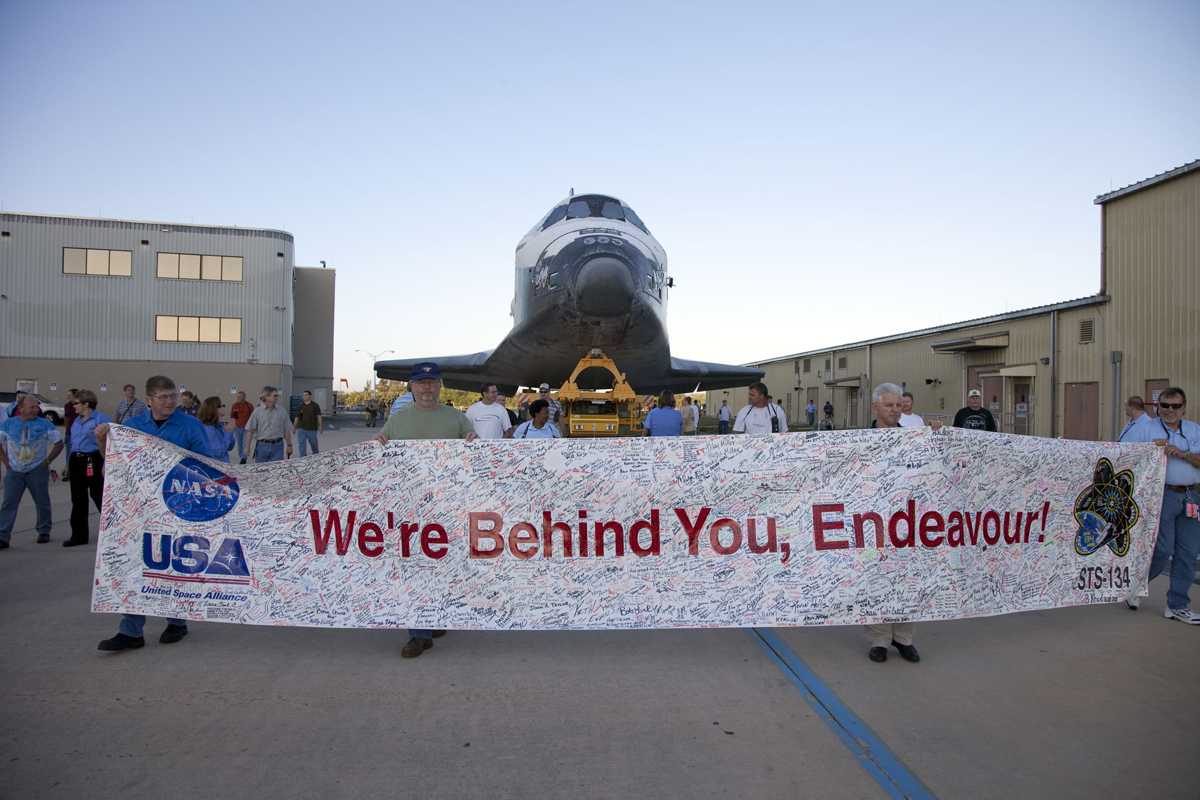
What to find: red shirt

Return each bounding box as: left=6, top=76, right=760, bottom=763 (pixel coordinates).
left=230, top=400, right=254, bottom=429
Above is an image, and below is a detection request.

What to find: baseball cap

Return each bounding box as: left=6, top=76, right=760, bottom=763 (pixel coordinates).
left=539, top=383, right=551, bottom=391
left=410, top=362, right=442, bottom=381
left=968, top=389, right=982, bottom=398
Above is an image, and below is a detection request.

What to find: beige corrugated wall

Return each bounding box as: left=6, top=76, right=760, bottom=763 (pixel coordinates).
left=1104, top=169, right=1200, bottom=431
left=705, top=166, right=1197, bottom=440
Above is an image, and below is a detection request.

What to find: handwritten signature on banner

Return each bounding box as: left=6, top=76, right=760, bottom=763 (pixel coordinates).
left=92, top=427, right=1165, bottom=630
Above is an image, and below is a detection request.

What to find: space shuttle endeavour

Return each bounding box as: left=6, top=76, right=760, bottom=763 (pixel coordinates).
left=375, top=193, right=765, bottom=394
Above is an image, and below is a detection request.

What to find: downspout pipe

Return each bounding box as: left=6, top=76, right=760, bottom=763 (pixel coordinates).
left=1111, top=351, right=1122, bottom=441
left=1051, top=310, right=1058, bottom=438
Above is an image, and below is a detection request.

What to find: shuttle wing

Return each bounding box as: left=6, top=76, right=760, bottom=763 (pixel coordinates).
left=631, top=357, right=766, bottom=395
left=375, top=351, right=499, bottom=393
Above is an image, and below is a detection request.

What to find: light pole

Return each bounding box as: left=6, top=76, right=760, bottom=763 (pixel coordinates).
left=355, top=349, right=394, bottom=403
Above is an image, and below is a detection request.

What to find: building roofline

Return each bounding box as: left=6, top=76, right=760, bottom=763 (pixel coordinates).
left=0, top=211, right=294, bottom=242
left=743, top=294, right=1108, bottom=367
left=1094, top=160, right=1200, bottom=205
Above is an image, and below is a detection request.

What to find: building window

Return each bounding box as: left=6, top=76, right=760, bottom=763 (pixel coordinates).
left=824, top=358, right=831, bottom=371
left=157, top=252, right=243, bottom=281
left=838, top=356, right=848, bottom=369
left=155, top=315, right=242, bottom=343
left=1079, top=318, right=1095, bottom=344
left=63, top=248, right=132, bottom=277
left=803, top=358, right=811, bottom=373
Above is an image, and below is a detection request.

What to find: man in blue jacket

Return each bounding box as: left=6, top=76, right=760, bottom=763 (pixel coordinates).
left=93, top=375, right=212, bottom=651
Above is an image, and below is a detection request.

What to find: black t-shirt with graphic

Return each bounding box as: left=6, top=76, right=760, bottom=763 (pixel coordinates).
left=953, top=406, right=997, bottom=431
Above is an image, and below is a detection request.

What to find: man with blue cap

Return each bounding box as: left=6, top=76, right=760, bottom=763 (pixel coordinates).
left=372, top=362, right=479, bottom=657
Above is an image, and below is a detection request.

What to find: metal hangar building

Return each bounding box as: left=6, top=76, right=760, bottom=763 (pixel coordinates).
left=0, top=212, right=335, bottom=415
left=713, top=159, right=1199, bottom=442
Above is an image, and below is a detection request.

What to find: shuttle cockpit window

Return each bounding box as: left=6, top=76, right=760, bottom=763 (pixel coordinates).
left=601, top=201, right=624, bottom=220
left=539, top=204, right=568, bottom=231
left=622, top=205, right=650, bottom=234
left=556, top=195, right=651, bottom=234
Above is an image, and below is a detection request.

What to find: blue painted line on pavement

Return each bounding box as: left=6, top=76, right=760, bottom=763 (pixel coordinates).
left=751, top=628, right=935, bottom=800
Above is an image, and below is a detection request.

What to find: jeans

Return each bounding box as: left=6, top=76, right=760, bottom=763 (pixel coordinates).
left=120, top=614, right=186, bottom=638
left=807, top=412, right=815, bottom=427
left=1148, top=487, right=1200, bottom=610
left=234, top=426, right=248, bottom=460
left=0, top=466, right=52, bottom=541
left=297, top=428, right=319, bottom=456
left=718, top=420, right=729, bottom=435
left=255, top=439, right=285, bottom=463
left=409, top=629, right=432, bottom=639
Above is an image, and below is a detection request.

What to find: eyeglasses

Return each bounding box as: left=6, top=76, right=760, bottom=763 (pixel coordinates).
left=219, top=404, right=226, bottom=408
left=151, top=393, right=178, bottom=402
left=1159, top=402, right=1185, bottom=410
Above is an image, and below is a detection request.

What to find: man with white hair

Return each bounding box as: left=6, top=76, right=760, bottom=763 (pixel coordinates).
left=864, top=382, right=921, bottom=664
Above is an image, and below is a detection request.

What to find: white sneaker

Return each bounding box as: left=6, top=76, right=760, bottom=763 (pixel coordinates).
left=1163, top=606, right=1200, bottom=625
left=1125, top=597, right=1140, bottom=610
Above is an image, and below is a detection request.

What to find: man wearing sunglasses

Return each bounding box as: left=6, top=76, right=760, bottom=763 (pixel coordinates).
left=1124, top=387, right=1200, bottom=623
left=93, top=375, right=212, bottom=649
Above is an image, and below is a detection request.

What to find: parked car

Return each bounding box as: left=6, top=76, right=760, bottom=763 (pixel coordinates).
left=36, top=394, right=67, bottom=425
left=0, top=391, right=67, bottom=424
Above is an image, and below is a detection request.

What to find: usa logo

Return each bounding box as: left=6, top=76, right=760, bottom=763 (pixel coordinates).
left=162, top=458, right=239, bottom=522
left=143, top=533, right=251, bottom=585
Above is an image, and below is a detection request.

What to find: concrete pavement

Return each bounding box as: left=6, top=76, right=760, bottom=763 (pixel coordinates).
left=1, top=419, right=1197, bottom=798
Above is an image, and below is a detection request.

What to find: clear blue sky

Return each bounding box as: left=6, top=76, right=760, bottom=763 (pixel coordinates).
left=3, top=1, right=1197, bottom=390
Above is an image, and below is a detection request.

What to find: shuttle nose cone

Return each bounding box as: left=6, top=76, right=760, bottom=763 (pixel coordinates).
left=574, top=257, right=635, bottom=317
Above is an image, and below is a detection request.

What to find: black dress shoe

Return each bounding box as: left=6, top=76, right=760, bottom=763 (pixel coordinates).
left=63, top=539, right=88, bottom=547
left=159, top=624, right=188, bottom=644
left=98, top=633, right=145, bottom=651
left=892, top=641, right=920, bottom=663
left=36, top=534, right=50, bottom=544
left=869, top=647, right=887, bottom=662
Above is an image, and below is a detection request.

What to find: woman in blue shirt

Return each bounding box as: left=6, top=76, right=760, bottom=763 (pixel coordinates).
left=199, top=396, right=237, bottom=463
left=64, top=389, right=112, bottom=547
left=642, top=391, right=683, bottom=437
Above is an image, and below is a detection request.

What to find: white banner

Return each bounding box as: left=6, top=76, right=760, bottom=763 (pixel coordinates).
left=92, top=426, right=1165, bottom=629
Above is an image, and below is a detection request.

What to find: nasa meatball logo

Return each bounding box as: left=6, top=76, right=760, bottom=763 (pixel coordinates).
left=162, top=458, right=240, bottom=522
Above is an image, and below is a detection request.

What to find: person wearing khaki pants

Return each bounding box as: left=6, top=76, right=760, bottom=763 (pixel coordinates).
left=863, top=383, right=921, bottom=664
